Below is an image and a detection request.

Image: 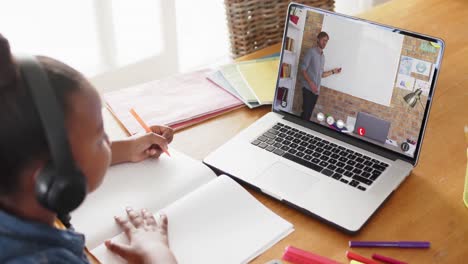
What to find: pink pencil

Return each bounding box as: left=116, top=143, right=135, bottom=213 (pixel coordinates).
left=282, top=246, right=341, bottom=264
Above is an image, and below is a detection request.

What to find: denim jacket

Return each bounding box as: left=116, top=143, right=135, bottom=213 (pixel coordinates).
left=0, top=210, right=90, bottom=263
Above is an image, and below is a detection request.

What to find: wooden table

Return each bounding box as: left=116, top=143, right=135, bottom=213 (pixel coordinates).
left=104, top=0, right=468, bottom=262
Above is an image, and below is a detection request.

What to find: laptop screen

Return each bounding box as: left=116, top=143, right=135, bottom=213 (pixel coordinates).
left=273, top=4, right=444, bottom=160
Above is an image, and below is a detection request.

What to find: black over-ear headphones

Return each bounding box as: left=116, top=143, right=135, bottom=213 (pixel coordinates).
left=17, top=56, right=87, bottom=218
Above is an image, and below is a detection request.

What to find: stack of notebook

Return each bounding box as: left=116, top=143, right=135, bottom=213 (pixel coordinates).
left=207, top=56, right=280, bottom=108
left=104, top=56, right=279, bottom=134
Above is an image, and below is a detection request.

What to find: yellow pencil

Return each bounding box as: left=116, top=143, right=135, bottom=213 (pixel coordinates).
left=130, top=108, right=171, bottom=157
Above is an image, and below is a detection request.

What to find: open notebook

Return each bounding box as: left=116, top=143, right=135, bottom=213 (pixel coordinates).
left=71, top=149, right=293, bottom=264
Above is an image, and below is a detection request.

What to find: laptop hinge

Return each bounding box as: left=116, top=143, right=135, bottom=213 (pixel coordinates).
left=282, top=114, right=414, bottom=164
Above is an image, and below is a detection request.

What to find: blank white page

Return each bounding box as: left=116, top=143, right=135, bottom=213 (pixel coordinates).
left=71, top=148, right=216, bottom=249
left=92, top=175, right=294, bottom=264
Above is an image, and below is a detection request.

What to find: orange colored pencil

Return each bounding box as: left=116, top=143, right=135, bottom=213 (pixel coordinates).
left=130, top=108, right=171, bottom=157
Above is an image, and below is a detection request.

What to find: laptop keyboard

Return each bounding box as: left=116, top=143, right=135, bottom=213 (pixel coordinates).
left=251, top=122, right=389, bottom=191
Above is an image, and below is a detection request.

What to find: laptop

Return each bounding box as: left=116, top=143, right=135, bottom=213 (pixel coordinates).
left=353, top=112, right=391, bottom=144
left=204, top=3, right=444, bottom=233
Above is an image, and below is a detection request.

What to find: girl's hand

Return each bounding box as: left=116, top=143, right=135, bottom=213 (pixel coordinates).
left=105, top=207, right=177, bottom=264
left=111, top=125, right=174, bottom=164
left=149, top=125, right=174, bottom=145
left=128, top=125, right=173, bottom=162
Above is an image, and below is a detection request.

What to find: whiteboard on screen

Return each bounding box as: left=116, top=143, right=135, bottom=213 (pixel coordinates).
left=319, top=14, right=404, bottom=106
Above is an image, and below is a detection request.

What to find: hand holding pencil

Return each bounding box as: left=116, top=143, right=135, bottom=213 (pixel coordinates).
left=128, top=108, right=173, bottom=160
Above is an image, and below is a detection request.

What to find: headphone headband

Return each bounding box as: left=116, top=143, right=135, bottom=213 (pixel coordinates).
left=17, top=56, right=76, bottom=174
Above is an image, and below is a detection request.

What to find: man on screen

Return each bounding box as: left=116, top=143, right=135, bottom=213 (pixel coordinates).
left=300, top=31, right=342, bottom=121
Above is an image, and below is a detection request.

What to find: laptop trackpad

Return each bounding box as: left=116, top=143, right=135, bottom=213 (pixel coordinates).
left=256, top=162, right=320, bottom=198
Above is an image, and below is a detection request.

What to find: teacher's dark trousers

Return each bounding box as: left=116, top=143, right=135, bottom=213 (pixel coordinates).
left=301, top=87, right=318, bottom=121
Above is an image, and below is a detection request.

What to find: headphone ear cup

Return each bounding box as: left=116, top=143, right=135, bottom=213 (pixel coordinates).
left=47, top=170, right=87, bottom=214
left=35, top=163, right=87, bottom=214
left=35, top=161, right=55, bottom=210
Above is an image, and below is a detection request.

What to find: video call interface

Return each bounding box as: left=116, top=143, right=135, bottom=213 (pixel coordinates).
left=275, top=6, right=443, bottom=158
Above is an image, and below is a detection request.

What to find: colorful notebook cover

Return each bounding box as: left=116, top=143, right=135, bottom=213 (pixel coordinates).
left=219, top=64, right=258, bottom=103
left=206, top=70, right=260, bottom=109
left=237, top=57, right=280, bottom=105
left=104, top=69, right=243, bottom=134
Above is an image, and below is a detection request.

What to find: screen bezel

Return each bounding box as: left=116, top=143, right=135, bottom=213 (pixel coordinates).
left=272, top=3, right=445, bottom=166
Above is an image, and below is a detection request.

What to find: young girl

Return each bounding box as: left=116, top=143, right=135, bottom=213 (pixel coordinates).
left=0, top=34, right=177, bottom=263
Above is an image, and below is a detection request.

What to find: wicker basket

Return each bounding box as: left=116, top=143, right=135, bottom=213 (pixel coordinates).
left=225, top=0, right=335, bottom=58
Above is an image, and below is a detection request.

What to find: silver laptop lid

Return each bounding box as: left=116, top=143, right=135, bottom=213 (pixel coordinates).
left=353, top=112, right=391, bottom=144
left=272, top=3, right=444, bottom=165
